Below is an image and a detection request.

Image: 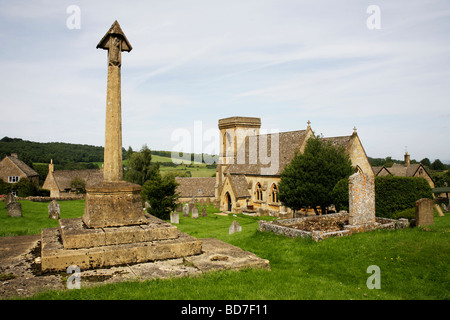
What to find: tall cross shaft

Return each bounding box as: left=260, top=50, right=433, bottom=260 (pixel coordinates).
left=97, top=21, right=132, bottom=182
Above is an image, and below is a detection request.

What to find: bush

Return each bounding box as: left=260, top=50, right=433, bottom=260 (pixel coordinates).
left=392, top=207, right=416, bottom=220
left=375, top=176, right=433, bottom=218
left=331, top=177, right=349, bottom=212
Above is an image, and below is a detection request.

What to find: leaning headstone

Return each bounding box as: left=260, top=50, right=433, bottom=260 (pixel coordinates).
left=415, top=198, right=434, bottom=226
left=348, top=172, right=375, bottom=225
left=201, top=206, right=207, bottom=217
left=5, top=193, right=15, bottom=207
left=7, top=202, right=22, bottom=217
left=434, top=204, right=445, bottom=217
left=183, top=203, right=189, bottom=217
left=48, top=200, right=61, bottom=220
left=176, top=203, right=182, bottom=213
left=229, top=220, right=242, bottom=234
left=170, top=212, right=179, bottom=224
left=192, top=207, right=199, bottom=219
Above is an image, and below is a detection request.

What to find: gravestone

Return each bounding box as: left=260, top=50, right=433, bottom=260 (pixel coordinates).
left=170, top=212, right=179, bottom=224
left=192, top=207, right=199, bottom=219
left=415, top=198, right=434, bottom=226
left=144, top=201, right=151, bottom=210
left=183, top=203, right=190, bottom=217
left=48, top=200, right=60, bottom=220
left=5, top=193, right=15, bottom=207
left=201, top=207, right=207, bottom=217
left=229, top=220, right=242, bottom=234
left=7, top=202, right=22, bottom=217
left=348, top=172, right=375, bottom=225
left=176, top=203, right=182, bottom=213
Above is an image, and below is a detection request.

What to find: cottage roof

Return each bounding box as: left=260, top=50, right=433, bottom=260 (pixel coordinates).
left=4, top=155, right=39, bottom=177
left=52, top=169, right=103, bottom=191
left=175, top=177, right=216, bottom=198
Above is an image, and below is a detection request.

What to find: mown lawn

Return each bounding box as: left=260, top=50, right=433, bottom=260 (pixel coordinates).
left=0, top=200, right=448, bottom=300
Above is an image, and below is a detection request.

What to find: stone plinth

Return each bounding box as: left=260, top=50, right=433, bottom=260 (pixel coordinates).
left=82, top=181, right=147, bottom=228
left=41, top=214, right=203, bottom=272
left=349, top=172, right=375, bottom=225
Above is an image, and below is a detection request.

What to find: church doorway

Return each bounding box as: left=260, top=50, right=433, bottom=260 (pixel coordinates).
left=225, top=192, right=232, bottom=212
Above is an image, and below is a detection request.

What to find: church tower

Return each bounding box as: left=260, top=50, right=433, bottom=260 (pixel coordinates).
left=215, top=116, right=261, bottom=200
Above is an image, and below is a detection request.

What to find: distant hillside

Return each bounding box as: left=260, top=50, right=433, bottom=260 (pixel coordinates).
left=0, top=137, right=105, bottom=165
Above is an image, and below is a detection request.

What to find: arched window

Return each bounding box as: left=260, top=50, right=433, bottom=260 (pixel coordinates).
left=256, top=183, right=263, bottom=201
left=271, top=184, right=279, bottom=203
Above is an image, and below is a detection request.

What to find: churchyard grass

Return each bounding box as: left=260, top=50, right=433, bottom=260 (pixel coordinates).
left=1, top=200, right=448, bottom=300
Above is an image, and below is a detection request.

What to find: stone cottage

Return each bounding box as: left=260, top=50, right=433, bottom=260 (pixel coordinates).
left=372, top=152, right=435, bottom=188
left=42, top=161, right=103, bottom=198
left=0, top=153, right=39, bottom=188
left=215, top=116, right=373, bottom=215
left=175, top=176, right=216, bottom=204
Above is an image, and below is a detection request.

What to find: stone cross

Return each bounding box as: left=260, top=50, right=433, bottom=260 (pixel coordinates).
left=96, top=20, right=132, bottom=182
left=48, top=200, right=60, bottom=220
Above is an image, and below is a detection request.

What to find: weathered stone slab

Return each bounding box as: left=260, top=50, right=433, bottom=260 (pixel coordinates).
left=6, top=201, right=22, bottom=217
left=48, top=200, right=60, bottom=220
left=41, top=228, right=202, bottom=272
left=229, top=220, right=242, bottom=234
left=192, top=207, right=199, bottom=219
left=415, top=198, right=434, bottom=226
left=170, top=212, right=179, bottom=224
left=183, top=203, right=189, bottom=217
left=59, top=217, right=179, bottom=249
left=349, top=172, right=375, bottom=225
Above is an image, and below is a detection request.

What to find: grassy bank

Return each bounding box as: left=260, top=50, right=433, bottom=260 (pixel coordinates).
left=1, top=200, right=448, bottom=300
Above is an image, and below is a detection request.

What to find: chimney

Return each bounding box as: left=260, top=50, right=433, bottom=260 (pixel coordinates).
left=404, top=152, right=410, bottom=167
left=10, top=153, right=18, bottom=159
left=49, top=159, right=54, bottom=173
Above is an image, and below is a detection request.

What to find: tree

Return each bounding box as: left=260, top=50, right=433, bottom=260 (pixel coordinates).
left=141, top=173, right=179, bottom=220
left=70, top=177, right=86, bottom=194
left=420, top=158, right=431, bottom=167
left=431, top=159, right=446, bottom=171
left=125, top=144, right=159, bottom=185
left=278, top=137, right=354, bottom=215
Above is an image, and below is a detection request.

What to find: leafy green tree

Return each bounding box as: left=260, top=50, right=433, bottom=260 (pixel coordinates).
left=278, top=137, right=354, bottom=215
left=125, top=145, right=159, bottom=185
left=330, top=177, right=349, bottom=212
left=431, top=159, right=446, bottom=171
left=420, top=158, right=431, bottom=167
left=141, top=173, right=179, bottom=220
left=70, top=177, right=86, bottom=194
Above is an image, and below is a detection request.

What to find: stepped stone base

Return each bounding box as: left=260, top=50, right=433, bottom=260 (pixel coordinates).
left=41, top=214, right=203, bottom=272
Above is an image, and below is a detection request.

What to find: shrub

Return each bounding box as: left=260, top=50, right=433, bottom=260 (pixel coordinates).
left=375, top=176, right=433, bottom=218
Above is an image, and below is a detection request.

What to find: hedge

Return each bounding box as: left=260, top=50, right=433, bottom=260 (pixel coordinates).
left=375, top=176, right=433, bottom=218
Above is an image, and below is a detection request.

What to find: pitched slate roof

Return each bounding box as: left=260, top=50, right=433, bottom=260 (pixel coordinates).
left=228, top=175, right=251, bottom=198
left=52, top=169, right=103, bottom=191
left=226, top=130, right=310, bottom=176
left=4, top=155, right=39, bottom=177
left=175, top=177, right=216, bottom=198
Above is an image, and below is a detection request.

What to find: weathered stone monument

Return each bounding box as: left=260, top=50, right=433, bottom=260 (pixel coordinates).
left=192, top=207, right=199, bottom=219
left=5, top=193, right=15, bottom=207
left=229, top=220, right=242, bottom=234
left=40, top=21, right=202, bottom=272
left=415, top=198, right=434, bottom=226
left=348, top=171, right=375, bottom=225
left=170, top=212, right=179, bottom=224
left=183, top=203, right=190, bottom=217
left=7, top=201, right=22, bottom=217
left=48, top=200, right=60, bottom=220
left=201, top=206, right=207, bottom=217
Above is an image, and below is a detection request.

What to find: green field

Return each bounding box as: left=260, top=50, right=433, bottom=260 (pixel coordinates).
left=0, top=200, right=449, bottom=300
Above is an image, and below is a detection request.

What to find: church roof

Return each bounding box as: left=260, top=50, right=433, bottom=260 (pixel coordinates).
left=226, top=130, right=310, bottom=176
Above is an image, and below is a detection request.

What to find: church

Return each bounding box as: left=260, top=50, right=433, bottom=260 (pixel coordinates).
left=213, top=116, right=373, bottom=216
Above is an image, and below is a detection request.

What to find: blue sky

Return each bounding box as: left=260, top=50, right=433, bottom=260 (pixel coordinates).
left=0, top=0, right=449, bottom=163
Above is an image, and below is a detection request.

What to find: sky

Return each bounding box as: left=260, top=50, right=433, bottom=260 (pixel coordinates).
left=0, top=0, right=449, bottom=163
